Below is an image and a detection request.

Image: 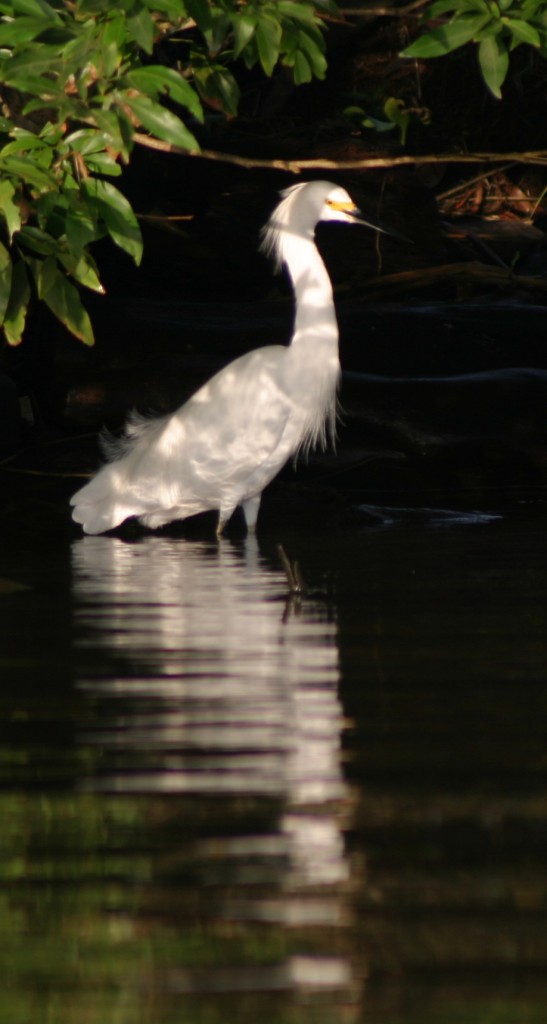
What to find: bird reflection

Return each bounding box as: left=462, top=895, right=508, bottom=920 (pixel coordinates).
left=72, top=534, right=347, bottom=847
left=72, top=536, right=357, bottom=1008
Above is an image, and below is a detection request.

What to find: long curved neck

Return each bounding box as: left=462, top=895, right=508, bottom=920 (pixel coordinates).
left=283, top=234, right=338, bottom=348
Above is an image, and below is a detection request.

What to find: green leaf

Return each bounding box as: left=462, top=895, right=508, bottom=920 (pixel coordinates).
left=426, top=0, right=461, bottom=14
left=125, top=66, right=203, bottom=120
left=59, top=251, right=105, bottom=293
left=193, top=63, right=240, bottom=116
left=123, top=93, right=200, bottom=150
left=3, top=45, right=65, bottom=79
left=43, top=266, right=95, bottom=345
left=504, top=16, right=541, bottom=46
left=201, top=9, right=231, bottom=54
left=277, top=1, right=317, bottom=22
left=0, top=240, right=12, bottom=325
left=295, top=18, right=326, bottom=51
left=293, top=49, right=312, bottom=84
left=3, top=260, right=30, bottom=346
left=473, top=18, right=503, bottom=41
left=0, top=16, right=50, bottom=46
left=18, top=225, right=59, bottom=255
left=82, top=178, right=143, bottom=264
left=2, top=70, right=63, bottom=102
left=85, top=152, right=123, bottom=175
left=65, top=204, right=98, bottom=254
left=478, top=32, right=509, bottom=95
left=28, top=253, right=56, bottom=297
left=0, top=133, right=49, bottom=157
left=5, top=0, right=62, bottom=21
left=64, top=128, right=107, bottom=155
left=0, top=179, right=21, bottom=241
left=185, top=0, right=212, bottom=30
left=255, top=12, right=282, bottom=76
left=87, top=108, right=133, bottom=158
left=39, top=121, right=66, bottom=146
left=230, top=11, right=257, bottom=59
left=63, top=128, right=123, bottom=174
left=36, top=197, right=68, bottom=239
left=384, top=97, right=410, bottom=145
left=101, top=9, right=126, bottom=51
left=143, top=0, right=187, bottom=18
left=126, top=1, right=155, bottom=53
left=401, top=13, right=491, bottom=56
left=296, top=28, right=327, bottom=77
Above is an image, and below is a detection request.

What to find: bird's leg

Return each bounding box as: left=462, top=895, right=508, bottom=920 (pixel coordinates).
left=217, top=500, right=238, bottom=538
left=216, top=512, right=230, bottom=538
left=242, top=494, right=261, bottom=533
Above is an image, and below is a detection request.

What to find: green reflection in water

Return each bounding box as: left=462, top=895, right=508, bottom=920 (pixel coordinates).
left=1, top=790, right=353, bottom=1024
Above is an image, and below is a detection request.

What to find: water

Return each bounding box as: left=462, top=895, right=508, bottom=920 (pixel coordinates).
left=1, top=497, right=547, bottom=1024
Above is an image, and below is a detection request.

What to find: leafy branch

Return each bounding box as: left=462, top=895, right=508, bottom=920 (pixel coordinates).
left=0, top=0, right=335, bottom=346
left=401, top=0, right=547, bottom=99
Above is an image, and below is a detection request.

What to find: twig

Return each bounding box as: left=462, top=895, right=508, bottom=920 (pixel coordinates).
left=0, top=466, right=89, bottom=478
left=437, top=163, right=517, bottom=202
left=356, top=261, right=547, bottom=297
left=132, top=134, right=547, bottom=172
left=458, top=231, right=510, bottom=270
left=137, top=213, right=195, bottom=222
left=277, top=544, right=306, bottom=595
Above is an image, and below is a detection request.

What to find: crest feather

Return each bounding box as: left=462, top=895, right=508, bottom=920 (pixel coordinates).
left=259, top=183, right=309, bottom=271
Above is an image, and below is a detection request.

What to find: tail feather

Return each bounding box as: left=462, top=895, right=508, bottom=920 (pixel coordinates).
left=99, top=409, right=167, bottom=461
left=71, top=501, right=133, bottom=535
left=70, top=462, right=138, bottom=534
left=70, top=409, right=209, bottom=534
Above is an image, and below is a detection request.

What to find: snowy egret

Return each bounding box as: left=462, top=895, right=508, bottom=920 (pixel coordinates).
left=71, top=180, right=391, bottom=536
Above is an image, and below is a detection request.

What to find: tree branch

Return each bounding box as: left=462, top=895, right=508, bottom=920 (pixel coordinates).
left=133, top=133, right=547, bottom=172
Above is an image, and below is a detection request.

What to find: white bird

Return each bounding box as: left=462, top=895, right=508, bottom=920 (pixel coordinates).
left=71, top=180, right=386, bottom=536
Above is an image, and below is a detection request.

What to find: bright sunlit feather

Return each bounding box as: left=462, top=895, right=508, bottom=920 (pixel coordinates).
left=70, top=180, right=365, bottom=536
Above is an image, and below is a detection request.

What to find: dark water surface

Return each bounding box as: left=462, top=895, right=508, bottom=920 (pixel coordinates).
left=1, top=499, right=547, bottom=1023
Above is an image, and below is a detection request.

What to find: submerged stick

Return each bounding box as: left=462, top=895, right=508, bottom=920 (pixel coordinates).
left=277, top=544, right=306, bottom=595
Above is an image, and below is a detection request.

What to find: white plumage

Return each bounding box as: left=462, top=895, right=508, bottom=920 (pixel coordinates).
left=70, top=180, right=366, bottom=535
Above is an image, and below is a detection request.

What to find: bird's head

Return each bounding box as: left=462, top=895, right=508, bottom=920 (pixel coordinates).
left=319, top=182, right=409, bottom=241
left=261, top=180, right=407, bottom=270
left=319, top=183, right=362, bottom=224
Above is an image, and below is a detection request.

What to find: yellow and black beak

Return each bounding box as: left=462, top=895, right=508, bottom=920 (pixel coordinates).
left=324, top=196, right=411, bottom=243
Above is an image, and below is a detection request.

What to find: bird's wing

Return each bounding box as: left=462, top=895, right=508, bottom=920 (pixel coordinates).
left=174, top=345, right=296, bottom=487
left=90, top=346, right=293, bottom=512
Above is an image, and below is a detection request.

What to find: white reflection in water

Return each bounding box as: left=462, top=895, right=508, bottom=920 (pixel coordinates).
left=72, top=535, right=349, bottom=887
left=72, top=536, right=343, bottom=806
left=72, top=535, right=356, bottom=1008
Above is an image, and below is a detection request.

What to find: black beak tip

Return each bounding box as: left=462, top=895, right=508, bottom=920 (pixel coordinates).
left=352, top=208, right=412, bottom=244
